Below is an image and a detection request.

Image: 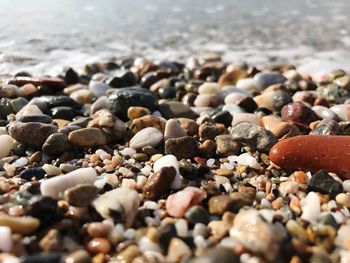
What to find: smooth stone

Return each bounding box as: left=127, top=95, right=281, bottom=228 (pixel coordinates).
left=21, top=253, right=61, bottom=263
left=254, top=90, right=292, bottom=112
left=230, top=122, right=277, bottom=153
left=106, top=70, right=137, bottom=88
left=42, top=133, right=72, bottom=156
left=89, top=81, right=111, bottom=97
left=261, top=115, right=302, bottom=138
left=164, top=119, right=186, bottom=141
left=159, top=86, right=177, bottom=99
left=221, top=104, right=244, bottom=117
left=198, top=82, right=220, bottom=94
left=218, top=70, right=248, bottom=87
left=20, top=167, right=46, bottom=180
left=10, top=97, right=29, bottom=112
left=159, top=101, right=198, bottom=119
left=16, top=104, right=42, bottom=118
left=317, top=83, right=349, bottom=103
left=11, top=76, right=67, bottom=89
left=253, top=72, right=287, bottom=90
left=16, top=114, right=53, bottom=123
left=0, top=135, right=14, bottom=159
left=40, top=167, right=97, bottom=199
left=185, top=205, right=209, bottom=225
left=127, top=106, right=151, bottom=120
left=224, top=92, right=247, bottom=105
left=231, top=112, right=260, bottom=127
left=189, top=247, right=239, bottom=263
left=114, top=245, right=140, bottom=263
left=0, top=226, right=12, bottom=252
left=307, top=169, right=343, bottom=199
left=310, top=119, right=343, bottom=135
left=39, top=95, right=82, bottom=109
left=281, top=102, right=320, bottom=125
left=229, top=209, right=286, bottom=262
left=177, top=118, right=198, bottom=136
left=236, top=78, right=259, bottom=95
left=300, top=192, right=321, bottom=223
left=50, top=106, right=77, bottom=121
left=68, top=128, right=107, bottom=147
left=92, top=187, right=140, bottom=227
left=167, top=238, right=192, bottom=262
left=130, top=127, right=163, bottom=149
left=330, top=104, right=350, bottom=121
left=90, top=96, right=108, bottom=115
left=212, top=110, right=233, bottom=127
left=70, top=89, right=95, bottom=104
left=64, top=184, right=99, bottom=207
left=8, top=121, right=58, bottom=148
left=270, top=135, right=350, bottom=179
left=164, top=136, right=200, bottom=160
left=179, top=159, right=198, bottom=180
left=61, top=67, right=79, bottom=84
left=143, top=166, right=176, bottom=200
left=312, top=105, right=338, bottom=120
left=0, top=84, right=23, bottom=97
left=0, top=215, right=40, bottom=234
left=166, top=187, right=205, bottom=217
left=107, top=87, right=157, bottom=121
left=194, top=94, right=218, bottom=107
left=154, top=154, right=181, bottom=190
left=209, top=193, right=252, bottom=215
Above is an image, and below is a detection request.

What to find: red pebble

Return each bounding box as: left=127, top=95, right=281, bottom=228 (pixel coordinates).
left=194, top=156, right=206, bottom=165
left=12, top=77, right=67, bottom=89
left=269, top=135, right=350, bottom=179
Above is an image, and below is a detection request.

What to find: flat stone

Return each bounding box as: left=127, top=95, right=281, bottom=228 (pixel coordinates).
left=107, top=87, right=157, bottom=121
left=159, top=101, right=198, bottom=119
left=270, top=135, right=350, bottom=179
left=64, top=184, right=99, bottom=207
left=165, top=136, right=200, bottom=160
left=130, top=127, right=163, bottom=149
left=16, top=114, right=53, bottom=123
left=92, top=187, right=140, bottom=227
left=40, top=167, right=97, bottom=199
left=39, top=95, right=82, bottom=109
left=42, top=133, right=72, bottom=156
left=11, top=76, right=67, bottom=89
left=68, top=128, right=106, bottom=147
left=0, top=215, right=40, bottom=234
left=254, top=72, right=287, bottom=90
left=8, top=121, right=58, bottom=148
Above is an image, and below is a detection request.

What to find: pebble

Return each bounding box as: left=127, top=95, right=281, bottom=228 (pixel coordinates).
left=0, top=215, right=40, bottom=234
left=68, top=128, right=107, bottom=147
left=86, top=237, right=111, bottom=254
left=16, top=104, right=42, bottom=118
left=130, top=115, right=166, bottom=134
left=307, top=169, right=343, bottom=198
left=208, top=195, right=249, bottom=215
left=153, top=154, right=181, bottom=190
left=270, top=135, right=350, bottom=179
left=177, top=118, right=198, bottom=136
left=164, top=136, right=199, bottom=159
left=343, top=180, right=350, bottom=192
left=8, top=121, right=58, bottom=148
left=89, top=81, right=111, bottom=97
left=236, top=78, right=259, bottom=94
left=16, top=114, right=53, bottom=123
left=159, top=101, right=198, bottom=119
left=87, top=222, right=112, bottom=238
left=253, top=72, right=287, bottom=90
left=12, top=76, right=67, bottom=89
left=167, top=238, right=192, bottom=262
left=42, top=133, right=72, bottom=156
left=198, top=82, right=220, bottom=94
left=189, top=247, right=239, bottom=263
left=130, top=127, right=163, bottom=149
left=92, top=187, right=140, bottom=227
left=312, top=105, right=338, bottom=120
left=164, top=119, right=186, bottom=141
left=64, top=250, right=91, bottom=263
left=335, top=193, right=350, bottom=207
left=143, top=166, right=176, bottom=200
left=40, top=167, right=97, bottom=199
left=330, top=104, right=350, bottom=121
left=300, top=192, right=320, bottom=223
left=127, top=106, right=151, bottom=120
left=0, top=135, right=14, bottom=159
left=107, top=87, right=157, bottom=121
left=166, top=187, right=205, bottom=217
left=64, top=184, right=99, bottom=207
left=215, top=134, right=241, bottom=156
left=114, top=245, right=140, bottom=263
left=254, top=90, right=292, bottom=112
left=212, top=110, right=233, bottom=127
left=185, top=205, right=209, bottom=225
left=281, top=101, right=320, bottom=125
left=0, top=226, right=12, bottom=252
left=229, top=209, right=286, bottom=262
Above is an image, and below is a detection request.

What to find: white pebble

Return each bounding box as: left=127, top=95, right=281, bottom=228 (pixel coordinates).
left=193, top=235, right=207, bottom=248
left=0, top=226, right=12, bottom=252
left=175, top=219, right=188, bottom=237
left=343, top=180, right=350, bottom=192
left=130, top=127, right=163, bottom=149
left=141, top=165, right=152, bottom=176
left=95, top=149, right=106, bottom=157
left=13, top=157, right=28, bottom=168
left=139, top=237, right=162, bottom=253
left=143, top=201, right=159, bottom=210
left=237, top=153, right=261, bottom=169
left=206, top=158, right=215, bottom=167
left=119, top=147, right=136, bottom=157
left=0, top=135, right=15, bottom=160
left=40, top=167, right=97, bottom=199
left=123, top=228, right=136, bottom=240
left=300, top=192, right=320, bottom=223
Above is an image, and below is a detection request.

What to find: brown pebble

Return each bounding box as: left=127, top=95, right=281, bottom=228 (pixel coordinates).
left=87, top=222, right=112, bottom=238
left=86, top=238, right=111, bottom=254
left=281, top=102, right=320, bottom=125
left=64, top=184, right=99, bottom=207
left=68, top=128, right=107, bottom=147
left=199, top=139, right=215, bottom=154
left=127, top=106, right=151, bottom=120
left=12, top=76, right=67, bottom=88
left=143, top=166, right=176, bottom=200
left=115, top=245, right=140, bottom=263
left=64, top=249, right=92, bottom=263
left=270, top=135, right=350, bottom=179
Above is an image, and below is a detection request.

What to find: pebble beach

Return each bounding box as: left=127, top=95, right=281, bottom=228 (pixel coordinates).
left=1, top=1, right=350, bottom=263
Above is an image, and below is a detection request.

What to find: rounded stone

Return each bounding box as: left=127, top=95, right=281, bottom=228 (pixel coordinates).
left=165, top=136, right=200, bottom=160
left=130, top=127, right=164, bottom=150
left=107, top=87, right=158, bottom=121
left=64, top=184, right=99, bottom=207
left=86, top=237, right=111, bottom=254
left=270, top=135, right=350, bottom=179
left=281, top=102, right=320, bottom=125
left=253, top=72, right=287, bottom=90
left=143, top=166, right=176, bottom=200
left=42, top=133, right=72, bottom=156
left=68, top=128, right=107, bottom=147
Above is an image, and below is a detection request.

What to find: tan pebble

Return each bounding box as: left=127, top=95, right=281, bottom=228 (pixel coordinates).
left=29, top=151, right=42, bottom=163
left=39, top=229, right=61, bottom=252
left=290, top=197, right=301, bottom=214
left=199, top=139, right=215, bottom=154
left=54, top=119, right=70, bottom=128
left=150, top=154, right=163, bottom=162
left=86, top=238, right=111, bottom=254
left=266, top=193, right=275, bottom=202
left=118, top=167, right=135, bottom=178
left=293, top=171, right=309, bottom=184
left=20, top=83, right=37, bottom=96
left=336, top=193, right=350, bottom=207
left=64, top=249, right=91, bottom=263
left=215, top=168, right=234, bottom=177
left=207, top=220, right=230, bottom=239
left=279, top=181, right=299, bottom=196
left=127, top=107, right=151, bottom=120
left=92, top=253, right=105, bottom=263
left=87, top=222, right=112, bottom=238
left=0, top=215, right=40, bottom=234
left=90, top=154, right=99, bottom=163
left=271, top=197, right=283, bottom=210
left=177, top=118, right=198, bottom=136
left=115, top=245, right=140, bottom=263
left=289, top=255, right=302, bottom=263
left=42, top=164, right=61, bottom=176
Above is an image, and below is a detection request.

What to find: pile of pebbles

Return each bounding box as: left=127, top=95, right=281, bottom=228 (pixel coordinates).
left=1, top=55, right=350, bottom=263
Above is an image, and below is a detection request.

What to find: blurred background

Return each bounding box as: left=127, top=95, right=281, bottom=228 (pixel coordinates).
left=0, top=0, right=350, bottom=76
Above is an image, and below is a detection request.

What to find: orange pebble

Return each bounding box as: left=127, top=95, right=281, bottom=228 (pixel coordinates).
left=86, top=238, right=111, bottom=254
